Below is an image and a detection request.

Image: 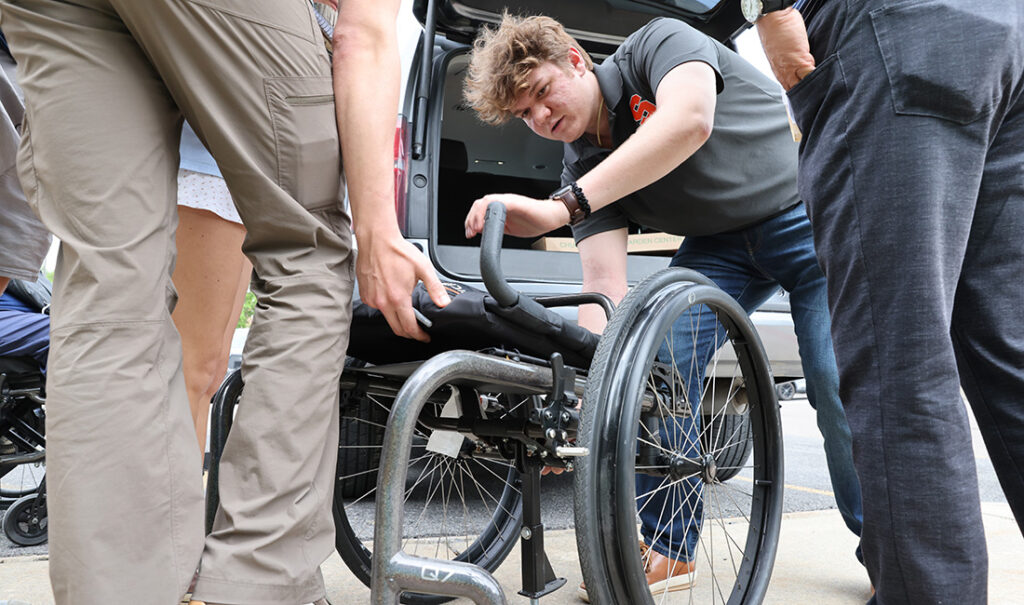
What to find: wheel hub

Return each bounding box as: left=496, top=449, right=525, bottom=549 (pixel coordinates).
left=701, top=453, right=718, bottom=483
left=666, top=452, right=718, bottom=482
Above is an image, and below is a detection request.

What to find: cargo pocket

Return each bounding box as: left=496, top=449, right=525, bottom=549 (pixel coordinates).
left=870, top=0, right=1010, bottom=124
left=265, top=76, right=344, bottom=211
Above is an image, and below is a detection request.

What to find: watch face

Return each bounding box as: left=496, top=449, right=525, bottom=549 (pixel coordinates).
left=741, top=0, right=763, bottom=23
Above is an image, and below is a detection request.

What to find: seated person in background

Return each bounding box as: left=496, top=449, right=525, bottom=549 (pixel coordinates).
left=0, top=275, right=49, bottom=369
left=463, top=14, right=864, bottom=600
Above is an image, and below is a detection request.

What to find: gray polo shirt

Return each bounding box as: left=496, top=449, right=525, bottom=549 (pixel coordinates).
left=565, top=18, right=800, bottom=242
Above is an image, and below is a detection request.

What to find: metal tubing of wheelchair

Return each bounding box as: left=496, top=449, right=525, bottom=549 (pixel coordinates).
left=0, top=450, right=44, bottom=466
left=534, top=293, right=616, bottom=321
left=5, top=388, right=45, bottom=404
left=371, top=350, right=556, bottom=605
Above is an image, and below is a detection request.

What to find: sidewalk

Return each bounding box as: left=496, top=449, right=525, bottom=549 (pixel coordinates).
left=2, top=503, right=1021, bottom=604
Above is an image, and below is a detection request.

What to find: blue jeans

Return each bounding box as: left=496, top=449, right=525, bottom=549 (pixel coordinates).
left=637, top=202, right=863, bottom=561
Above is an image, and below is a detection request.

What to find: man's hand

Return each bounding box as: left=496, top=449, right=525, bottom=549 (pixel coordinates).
left=334, top=0, right=443, bottom=341
left=756, top=8, right=816, bottom=91
left=464, top=193, right=570, bottom=239
left=0, top=276, right=9, bottom=297
left=356, top=227, right=450, bottom=343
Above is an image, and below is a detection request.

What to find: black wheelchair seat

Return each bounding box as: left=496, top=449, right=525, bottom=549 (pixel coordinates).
left=347, top=281, right=599, bottom=369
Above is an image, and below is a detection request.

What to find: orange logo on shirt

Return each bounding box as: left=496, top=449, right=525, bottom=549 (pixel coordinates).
left=630, top=94, right=657, bottom=125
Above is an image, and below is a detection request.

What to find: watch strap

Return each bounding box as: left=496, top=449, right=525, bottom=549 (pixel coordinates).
left=551, top=182, right=592, bottom=226
left=762, top=0, right=796, bottom=13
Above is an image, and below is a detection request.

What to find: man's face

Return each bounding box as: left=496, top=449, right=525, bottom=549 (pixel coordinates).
left=510, top=58, right=590, bottom=143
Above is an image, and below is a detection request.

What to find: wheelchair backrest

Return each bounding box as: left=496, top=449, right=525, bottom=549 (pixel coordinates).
left=6, top=271, right=52, bottom=313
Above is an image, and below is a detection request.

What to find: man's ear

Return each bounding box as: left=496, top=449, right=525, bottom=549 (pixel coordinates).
left=568, top=47, right=587, bottom=75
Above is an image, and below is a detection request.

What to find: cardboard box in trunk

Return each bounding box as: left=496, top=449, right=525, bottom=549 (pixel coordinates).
left=532, top=232, right=683, bottom=255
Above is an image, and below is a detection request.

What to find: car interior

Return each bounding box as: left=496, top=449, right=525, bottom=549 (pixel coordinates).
left=435, top=52, right=575, bottom=250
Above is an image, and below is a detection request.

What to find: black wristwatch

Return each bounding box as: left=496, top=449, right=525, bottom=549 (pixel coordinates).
left=741, top=0, right=796, bottom=23
left=550, top=182, right=592, bottom=226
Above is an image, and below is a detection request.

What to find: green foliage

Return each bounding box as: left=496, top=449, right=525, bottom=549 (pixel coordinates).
left=237, top=291, right=256, bottom=328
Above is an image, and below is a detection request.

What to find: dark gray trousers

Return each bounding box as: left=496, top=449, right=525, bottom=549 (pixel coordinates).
left=788, top=1, right=1024, bottom=603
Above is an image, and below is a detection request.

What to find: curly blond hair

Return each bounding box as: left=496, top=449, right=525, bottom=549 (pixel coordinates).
left=464, top=13, right=593, bottom=125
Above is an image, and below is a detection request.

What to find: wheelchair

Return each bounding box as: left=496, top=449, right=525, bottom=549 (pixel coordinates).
left=207, top=203, right=784, bottom=604
left=0, top=355, right=47, bottom=546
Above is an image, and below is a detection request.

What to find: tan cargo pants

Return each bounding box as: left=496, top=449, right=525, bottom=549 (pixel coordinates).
left=0, top=1, right=353, bottom=603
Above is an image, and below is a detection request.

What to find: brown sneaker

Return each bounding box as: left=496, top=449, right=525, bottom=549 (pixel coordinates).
left=577, top=540, right=661, bottom=602
left=644, top=549, right=697, bottom=597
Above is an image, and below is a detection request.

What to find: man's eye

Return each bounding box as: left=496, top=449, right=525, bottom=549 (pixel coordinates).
left=539, top=85, right=548, bottom=97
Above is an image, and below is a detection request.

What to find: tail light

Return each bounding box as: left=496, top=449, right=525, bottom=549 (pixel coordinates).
left=394, top=115, right=410, bottom=233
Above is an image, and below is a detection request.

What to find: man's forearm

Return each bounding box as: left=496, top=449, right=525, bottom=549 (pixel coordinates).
left=756, top=8, right=815, bottom=90
left=577, top=109, right=711, bottom=213
left=333, top=0, right=402, bottom=237
left=576, top=62, right=716, bottom=212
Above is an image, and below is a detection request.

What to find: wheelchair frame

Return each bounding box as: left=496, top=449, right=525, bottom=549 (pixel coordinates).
left=0, top=356, right=48, bottom=546
left=207, top=202, right=785, bottom=605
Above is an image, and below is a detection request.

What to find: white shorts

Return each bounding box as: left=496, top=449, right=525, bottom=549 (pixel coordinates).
left=177, top=168, right=242, bottom=225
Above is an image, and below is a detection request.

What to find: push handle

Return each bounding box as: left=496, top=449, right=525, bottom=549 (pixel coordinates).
left=478, top=201, right=602, bottom=363
left=480, top=202, right=519, bottom=308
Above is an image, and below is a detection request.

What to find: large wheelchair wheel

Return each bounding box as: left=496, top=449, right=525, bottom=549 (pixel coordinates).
left=1, top=372, right=46, bottom=501
left=331, top=373, right=524, bottom=605
left=575, top=268, right=783, bottom=605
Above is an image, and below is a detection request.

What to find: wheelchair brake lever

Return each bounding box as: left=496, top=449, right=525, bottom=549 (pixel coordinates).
left=534, top=353, right=587, bottom=460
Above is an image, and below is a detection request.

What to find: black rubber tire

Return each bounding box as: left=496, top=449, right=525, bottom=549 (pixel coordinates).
left=3, top=493, right=47, bottom=546
left=701, top=412, right=753, bottom=483
left=332, top=386, right=523, bottom=605
left=574, top=267, right=784, bottom=605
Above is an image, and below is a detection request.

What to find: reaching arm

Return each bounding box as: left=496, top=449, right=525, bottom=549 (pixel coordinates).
left=334, top=0, right=448, bottom=341
left=576, top=61, right=717, bottom=214
left=464, top=61, right=718, bottom=239
left=576, top=229, right=629, bottom=334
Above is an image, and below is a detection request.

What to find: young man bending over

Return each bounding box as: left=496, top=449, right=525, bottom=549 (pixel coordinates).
left=463, top=14, right=863, bottom=601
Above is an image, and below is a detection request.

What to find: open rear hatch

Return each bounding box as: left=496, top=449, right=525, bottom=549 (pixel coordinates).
left=414, top=0, right=749, bottom=49
left=410, top=0, right=750, bottom=286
